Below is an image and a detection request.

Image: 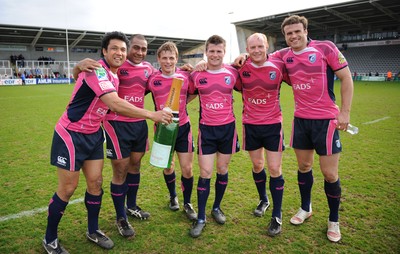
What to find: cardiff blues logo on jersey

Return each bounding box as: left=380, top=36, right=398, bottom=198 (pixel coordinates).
left=225, top=76, right=231, bottom=85
left=308, top=53, right=316, bottom=63
left=335, top=139, right=341, bottom=148
left=95, top=68, right=108, bottom=81
left=269, top=71, right=276, bottom=80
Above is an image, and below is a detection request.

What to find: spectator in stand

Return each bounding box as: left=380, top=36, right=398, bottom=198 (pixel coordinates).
left=21, top=73, right=26, bottom=85
left=386, top=71, right=392, bottom=81
left=375, top=71, right=379, bottom=76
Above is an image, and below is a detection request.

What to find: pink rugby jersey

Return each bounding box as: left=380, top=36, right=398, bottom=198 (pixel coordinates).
left=273, top=40, right=348, bottom=119
left=147, top=70, right=192, bottom=126
left=57, top=59, right=118, bottom=134
left=189, top=65, right=239, bottom=126
left=235, top=56, right=287, bottom=125
left=105, top=60, right=154, bottom=122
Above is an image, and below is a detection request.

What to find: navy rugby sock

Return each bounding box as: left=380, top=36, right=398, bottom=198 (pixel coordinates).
left=213, top=173, right=228, bottom=210
left=270, top=175, right=284, bottom=219
left=325, top=179, right=341, bottom=222
left=164, top=171, right=177, bottom=199
left=111, top=182, right=128, bottom=220
left=125, top=173, right=140, bottom=209
left=45, top=193, right=68, bottom=244
left=253, top=169, right=268, bottom=202
left=181, top=176, right=194, bottom=205
left=85, top=190, right=102, bottom=234
left=298, top=169, right=313, bottom=212
left=197, top=177, right=210, bottom=221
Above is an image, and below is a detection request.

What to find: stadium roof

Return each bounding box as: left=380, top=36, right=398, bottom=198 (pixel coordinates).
left=233, top=0, right=400, bottom=41
left=0, top=25, right=205, bottom=53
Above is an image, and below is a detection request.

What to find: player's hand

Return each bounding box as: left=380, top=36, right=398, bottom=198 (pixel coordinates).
left=77, top=58, right=101, bottom=72
left=180, top=63, right=194, bottom=72
left=194, top=60, right=207, bottom=72
left=232, top=53, right=248, bottom=67
left=336, top=112, right=350, bottom=131
left=152, top=108, right=173, bottom=125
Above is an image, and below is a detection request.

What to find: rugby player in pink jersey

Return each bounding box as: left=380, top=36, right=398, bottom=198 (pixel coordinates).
left=73, top=35, right=194, bottom=238
left=273, top=15, right=354, bottom=242
left=235, top=33, right=289, bottom=236
left=43, top=32, right=172, bottom=254
left=73, top=34, right=155, bottom=238
left=147, top=41, right=197, bottom=221
left=188, top=35, right=240, bottom=238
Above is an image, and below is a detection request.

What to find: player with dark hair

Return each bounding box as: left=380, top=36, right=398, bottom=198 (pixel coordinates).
left=147, top=41, right=197, bottom=220
left=189, top=35, right=240, bottom=238
left=274, top=15, right=354, bottom=242
left=42, top=31, right=172, bottom=254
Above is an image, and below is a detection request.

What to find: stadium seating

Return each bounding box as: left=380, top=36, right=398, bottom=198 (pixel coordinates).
left=342, top=45, right=400, bottom=76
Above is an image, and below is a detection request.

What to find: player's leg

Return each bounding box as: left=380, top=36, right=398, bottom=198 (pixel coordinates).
left=320, top=153, right=342, bottom=242
left=109, top=157, right=135, bottom=237
left=82, top=159, right=114, bottom=249
left=163, top=157, right=179, bottom=211
left=266, top=150, right=284, bottom=236
left=125, top=151, right=150, bottom=219
left=290, top=148, right=314, bottom=225
left=211, top=153, right=231, bottom=225
left=44, top=169, right=80, bottom=250
left=177, top=151, right=197, bottom=220
left=189, top=153, right=215, bottom=238
left=248, top=148, right=270, bottom=217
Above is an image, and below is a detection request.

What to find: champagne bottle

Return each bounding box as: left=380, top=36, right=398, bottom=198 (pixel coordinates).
left=149, top=78, right=183, bottom=168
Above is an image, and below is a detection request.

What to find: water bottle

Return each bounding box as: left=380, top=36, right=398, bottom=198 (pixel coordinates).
left=149, top=78, right=183, bottom=168
left=346, top=124, right=359, bottom=135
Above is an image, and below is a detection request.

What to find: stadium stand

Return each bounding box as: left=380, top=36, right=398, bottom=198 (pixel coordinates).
left=1, top=0, right=399, bottom=82
left=343, top=44, right=400, bottom=76
left=233, top=0, right=400, bottom=80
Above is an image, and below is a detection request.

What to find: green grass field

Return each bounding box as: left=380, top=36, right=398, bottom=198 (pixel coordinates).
left=0, top=81, right=399, bottom=253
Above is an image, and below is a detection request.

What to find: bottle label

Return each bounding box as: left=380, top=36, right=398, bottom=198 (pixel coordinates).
left=150, top=141, right=172, bottom=168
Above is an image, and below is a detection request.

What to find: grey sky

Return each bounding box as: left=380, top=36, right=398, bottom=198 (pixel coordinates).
left=0, top=0, right=350, bottom=40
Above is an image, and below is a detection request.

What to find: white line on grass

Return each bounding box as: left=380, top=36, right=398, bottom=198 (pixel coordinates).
left=0, top=197, right=83, bottom=222
left=363, top=116, right=390, bottom=125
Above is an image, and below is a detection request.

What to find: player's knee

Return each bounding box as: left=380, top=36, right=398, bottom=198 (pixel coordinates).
left=268, top=166, right=282, bottom=177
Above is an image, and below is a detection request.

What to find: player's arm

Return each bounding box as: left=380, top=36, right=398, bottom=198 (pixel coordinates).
left=179, top=63, right=194, bottom=72
left=100, top=91, right=172, bottom=124
left=72, top=58, right=102, bottom=80
left=335, top=66, right=354, bottom=131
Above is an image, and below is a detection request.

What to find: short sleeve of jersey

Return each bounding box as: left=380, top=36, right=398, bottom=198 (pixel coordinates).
left=84, top=67, right=116, bottom=96
left=322, top=40, right=348, bottom=71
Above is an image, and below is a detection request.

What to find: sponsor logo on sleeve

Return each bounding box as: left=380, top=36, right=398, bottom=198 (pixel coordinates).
left=338, top=52, right=346, bottom=64
left=99, top=81, right=114, bottom=91
left=95, top=68, right=108, bottom=81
